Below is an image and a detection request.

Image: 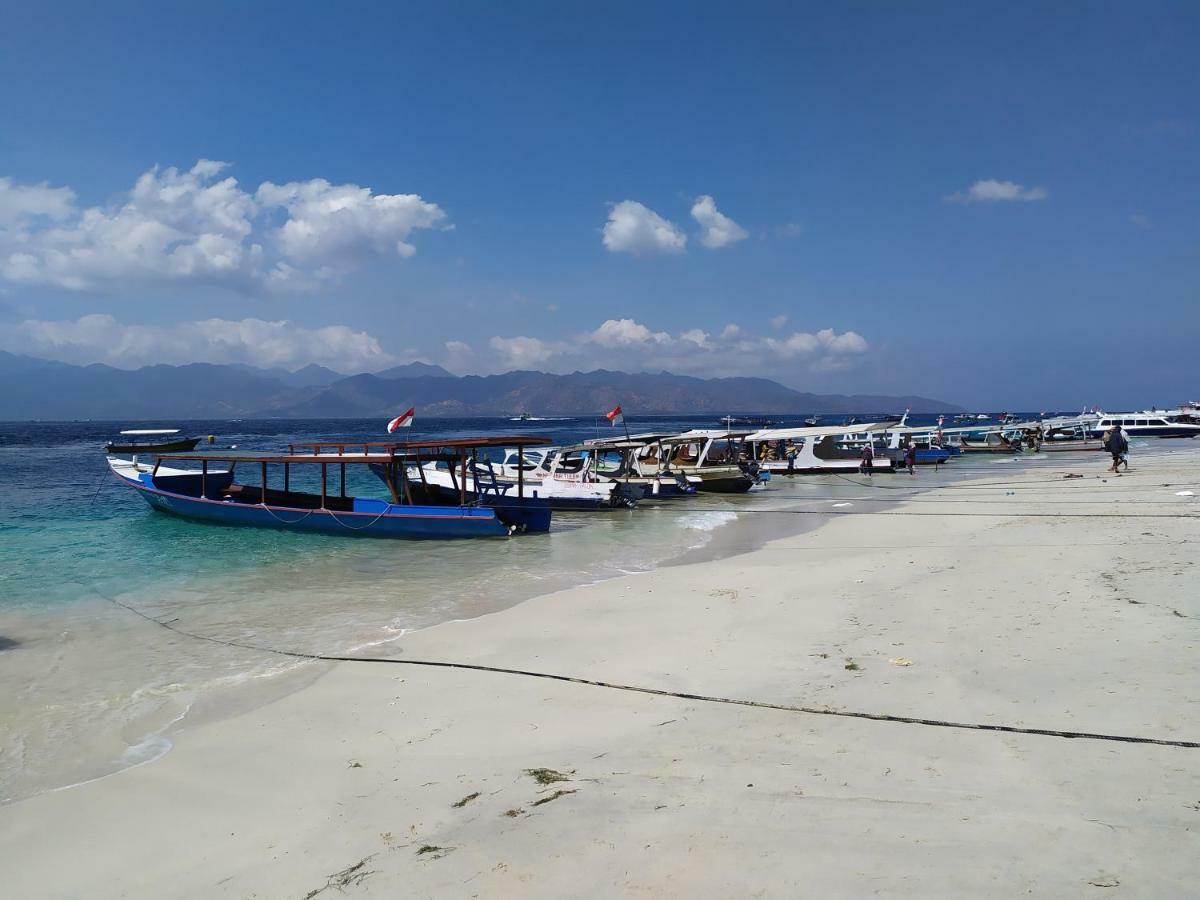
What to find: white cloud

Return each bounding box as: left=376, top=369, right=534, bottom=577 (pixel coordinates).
left=257, top=178, right=446, bottom=269
left=946, top=179, right=1047, bottom=203
left=602, top=200, right=687, bottom=256
left=0, top=177, right=77, bottom=225
left=770, top=313, right=788, bottom=330
left=776, top=222, right=803, bottom=238
left=1, top=313, right=396, bottom=371
left=691, top=195, right=748, bottom=249
left=482, top=318, right=869, bottom=377
left=0, top=160, right=447, bottom=293
left=764, top=332, right=818, bottom=357
left=587, top=317, right=672, bottom=347
left=766, top=328, right=867, bottom=359
left=816, top=327, right=868, bottom=353
left=488, top=335, right=559, bottom=369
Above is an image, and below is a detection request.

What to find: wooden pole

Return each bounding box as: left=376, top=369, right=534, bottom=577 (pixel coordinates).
left=340, top=462, right=346, bottom=498
left=320, top=463, right=327, bottom=509
left=201, top=459, right=208, bottom=498
left=401, top=459, right=414, bottom=504
left=284, top=462, right=290, bottom=495
left=384, top=460, right=398, bottom=504
left=261, top=461, right=268, bottom=504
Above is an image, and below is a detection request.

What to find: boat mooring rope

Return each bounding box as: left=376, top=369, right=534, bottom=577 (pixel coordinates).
left=92, top=586, right=1199, bottom=751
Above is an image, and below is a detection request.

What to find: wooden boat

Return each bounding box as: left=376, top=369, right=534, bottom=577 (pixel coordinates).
left=1039, top=438, right=1105, bottom=452
left=745, top=423, right=897, bottom=474
left=582, top=436, right=699, bottom=498
left=107, top=437, right=555, bottom=538
left=403, top=445, right=644, bottom=510
left=105, top=429, right=201, bottom=454
left=958, top=433, right=1019, bottom=453
left=657, top=431, right=759, bottom=492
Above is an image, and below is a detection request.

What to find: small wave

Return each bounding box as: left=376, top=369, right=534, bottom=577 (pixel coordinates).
left=675, top=510, right=738, bottom=532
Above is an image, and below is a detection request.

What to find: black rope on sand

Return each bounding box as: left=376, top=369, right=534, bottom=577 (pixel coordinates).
left=96, top=588, right=1200, bottom=751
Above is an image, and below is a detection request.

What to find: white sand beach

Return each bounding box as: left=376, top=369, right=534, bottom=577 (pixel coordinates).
left=3, top=451, right=1198, bottom=898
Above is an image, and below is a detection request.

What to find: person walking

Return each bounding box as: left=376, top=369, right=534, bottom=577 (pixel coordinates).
left=1105, top=423, right=1129, bottom=474
left=904, top=441, right=917, bottom=475
left=859, top=442, right=875, bottom=476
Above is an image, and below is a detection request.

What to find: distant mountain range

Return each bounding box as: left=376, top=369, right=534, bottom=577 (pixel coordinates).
left=0, top=352, right=962, bottom=419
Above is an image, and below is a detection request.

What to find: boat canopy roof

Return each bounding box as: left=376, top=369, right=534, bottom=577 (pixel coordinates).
left=585, top=432, right=675, bottom=445
left=745, top=421, right=894, bottom=441
left=288, top=435, right=554, bottom=454
left=118, top=429, right=180, bottom=435
left=558, top=440, right=644, bottom=452
left=672, top=428, right=753, bottom=440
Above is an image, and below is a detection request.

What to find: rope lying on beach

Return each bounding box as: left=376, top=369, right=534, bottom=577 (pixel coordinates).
left=94, top=587, right=1200, bottom=751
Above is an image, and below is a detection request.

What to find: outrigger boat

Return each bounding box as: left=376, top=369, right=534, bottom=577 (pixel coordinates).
left=744, top=423, right=897, bottom=474
left=406, top=443, right=643, bottom=510
left=107, top=436, right=554, bottom=538
left=657, top=430, right=759, bottom=492
left=957, top=432, right=1020, bottom=453
left=583, top=434, right=700, bottom=497
left=105, top=429, right=201, bottom=454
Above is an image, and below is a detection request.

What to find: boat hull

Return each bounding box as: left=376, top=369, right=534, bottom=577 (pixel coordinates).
left=111, top=463, right=514, bottom=539
left=105, top=437, right=201, bottom=454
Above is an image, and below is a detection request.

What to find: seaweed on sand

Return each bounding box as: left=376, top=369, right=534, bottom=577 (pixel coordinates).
left=524, top=767, right=573, bottom=785
left=531, top=789, right=577, bottom=807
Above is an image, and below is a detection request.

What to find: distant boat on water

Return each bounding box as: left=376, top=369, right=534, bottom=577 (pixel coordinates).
left=718, top=416, right=776, bottom=428
left=104, top=429, right=201, bottom=454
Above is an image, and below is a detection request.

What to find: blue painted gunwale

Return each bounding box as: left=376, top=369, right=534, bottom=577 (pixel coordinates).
left=114, top=469, right=512, bottom=539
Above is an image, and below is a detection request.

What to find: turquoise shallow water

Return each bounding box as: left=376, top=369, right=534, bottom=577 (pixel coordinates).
left=0, top=417, right=759, bottom=802
left=4, top=414, right=1148, bottom=803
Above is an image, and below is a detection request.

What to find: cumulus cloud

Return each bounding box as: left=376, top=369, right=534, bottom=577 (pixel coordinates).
left=488, top=335, right=560, bottom=369
left=483, top=318, right=868, bottom=377
left=602, top=200, right=687, bottom=256
left=0, top=313, right=397, bottom=371
left=770, top=313, right=788, bottom=330
left=0, top=177, right=77, bottom=225
left=691, top=195, right=748, bottom=249
left=587, top=317, right=671, bottom=347
left=256, top=178, right=446, bottom=267
left=946, top=179, right=1047, bottom=203
left=0, top=160, right=447, bottom=293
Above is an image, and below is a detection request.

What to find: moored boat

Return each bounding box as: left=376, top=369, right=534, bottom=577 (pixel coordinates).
left=108, top=437, right=555, bottom=538
left=105, top=429, right=201, bottom=454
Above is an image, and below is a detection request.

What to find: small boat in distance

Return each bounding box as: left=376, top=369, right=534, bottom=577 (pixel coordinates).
left=105, top=429, right=201, bottom=454
left=719, top=416, right=776, bottom=428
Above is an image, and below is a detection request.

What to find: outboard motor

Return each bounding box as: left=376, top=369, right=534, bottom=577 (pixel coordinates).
left=611, top=481, right=644, bottom=508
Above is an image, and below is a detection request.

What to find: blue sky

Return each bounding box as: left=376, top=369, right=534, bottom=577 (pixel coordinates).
left=0, top=1, right=1196, bottom=408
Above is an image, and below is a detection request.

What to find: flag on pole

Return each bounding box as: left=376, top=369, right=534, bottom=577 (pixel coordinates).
left=387, top=408, right=415, bottom=432
left=605, top=404, right=624, bottom=427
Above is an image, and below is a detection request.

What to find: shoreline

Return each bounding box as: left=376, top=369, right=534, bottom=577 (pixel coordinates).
left=2, top=450, right=1198, bottom=896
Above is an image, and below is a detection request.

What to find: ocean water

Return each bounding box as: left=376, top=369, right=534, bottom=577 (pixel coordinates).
left=0, top=415, right=811, bottom=803
left=2, top=412, right=1143, bottom=803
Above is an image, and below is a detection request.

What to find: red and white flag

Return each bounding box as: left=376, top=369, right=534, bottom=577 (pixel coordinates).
left=387, top=408, right=415, bottom=432
left=605, top=405, right=623, bottom=427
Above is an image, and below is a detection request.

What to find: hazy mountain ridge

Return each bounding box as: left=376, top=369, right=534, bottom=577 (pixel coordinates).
left=0, top=352, right=963, bottom=419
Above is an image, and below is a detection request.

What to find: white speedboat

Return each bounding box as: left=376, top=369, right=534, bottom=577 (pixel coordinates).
left=1088, top=412, right=1200, bottom=439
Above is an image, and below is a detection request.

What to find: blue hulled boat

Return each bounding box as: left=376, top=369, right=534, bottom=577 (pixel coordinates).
left=107, top=436, right=556, bottom=538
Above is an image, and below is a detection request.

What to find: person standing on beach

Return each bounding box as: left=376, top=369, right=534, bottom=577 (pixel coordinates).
left=859, top=442, right=874, bottom=476
left=904, top=441, right=917, bottom=475
left=1105, top=424, right=1128, bottom=474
